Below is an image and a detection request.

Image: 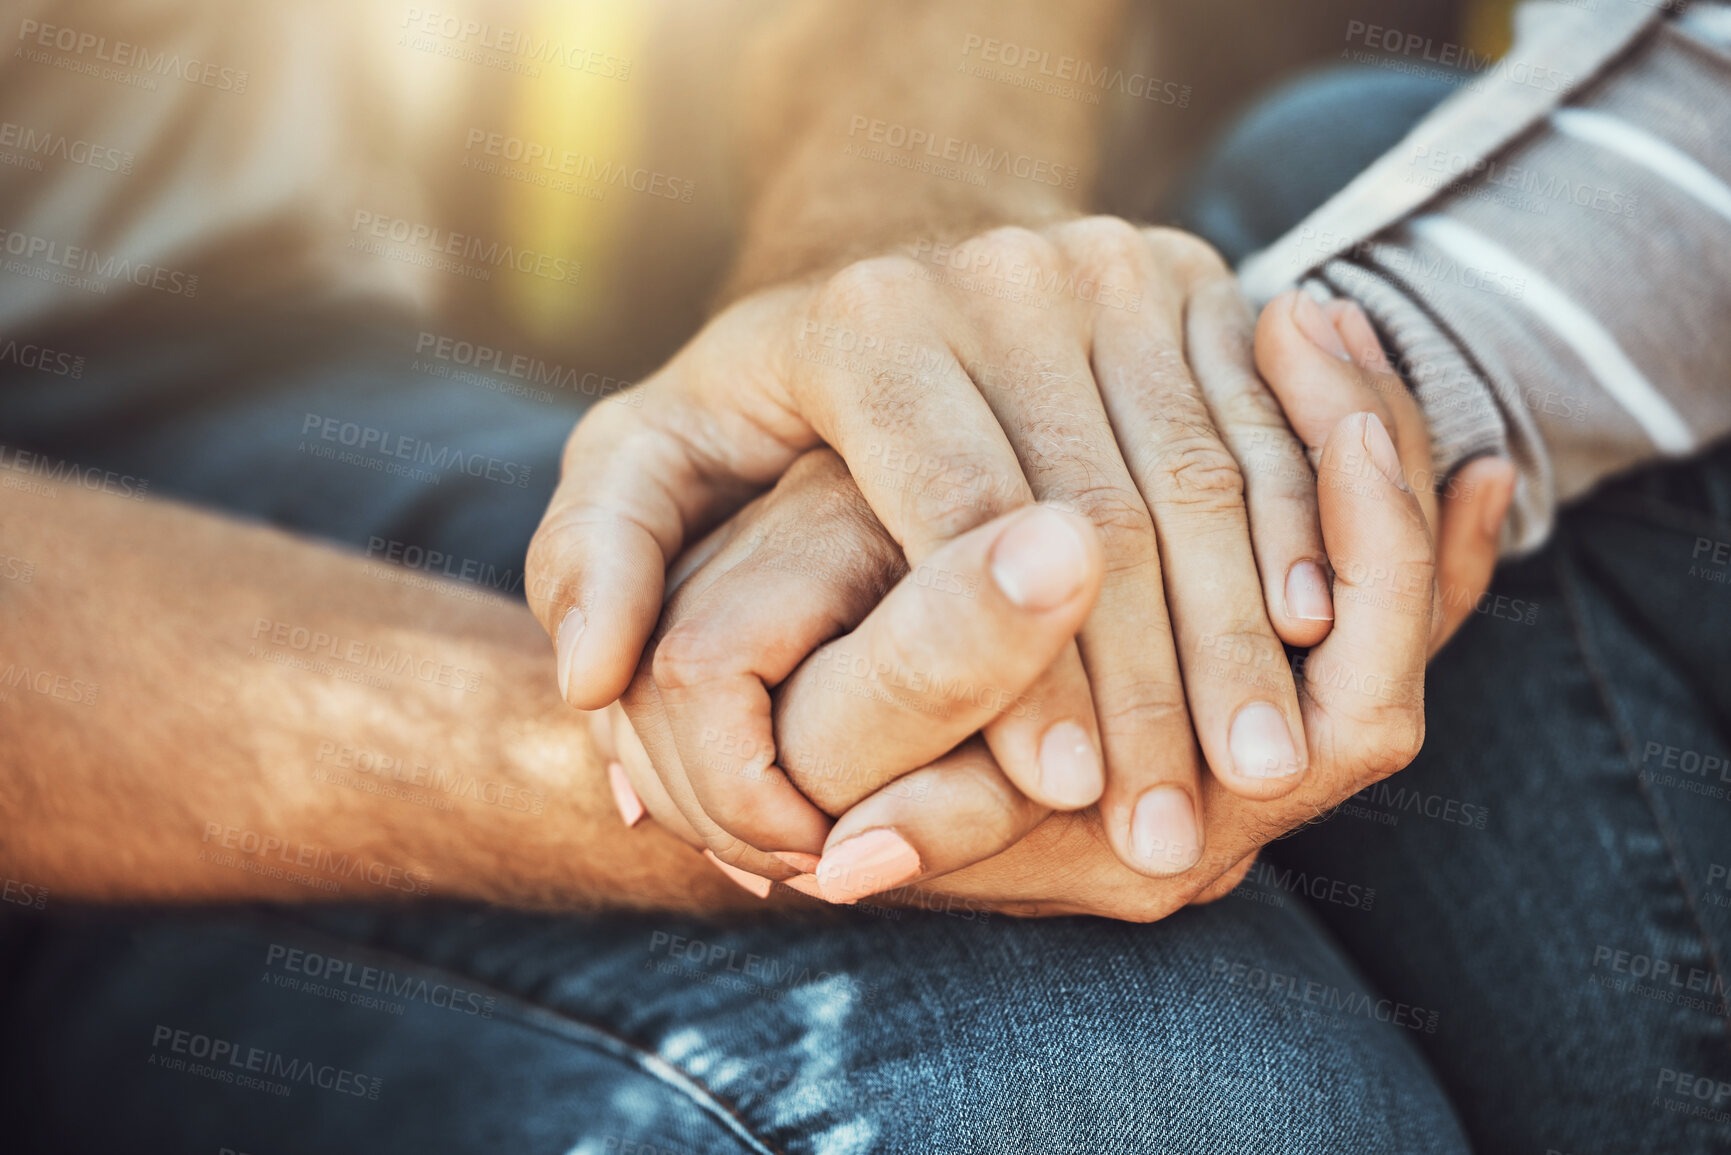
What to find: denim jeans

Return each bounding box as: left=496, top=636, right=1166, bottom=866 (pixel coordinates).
left=3, top=67, right=1729, bottom=1154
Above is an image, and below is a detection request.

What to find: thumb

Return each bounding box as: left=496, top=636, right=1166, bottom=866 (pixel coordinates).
left=527, top=377, right=813, bottom=710
left=1429, top=456, right=1517, bottom=654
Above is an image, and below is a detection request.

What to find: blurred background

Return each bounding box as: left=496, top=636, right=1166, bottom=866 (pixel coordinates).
left=1, top=0, right=1512, bottom=399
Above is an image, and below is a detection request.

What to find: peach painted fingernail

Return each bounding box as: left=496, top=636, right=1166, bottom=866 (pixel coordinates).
left=816, top=829, right=921, bottom=904
left=555, top=606, right=586, bottom=703
left=607, top=761, right=645, bottom=827
left=1285, top=560, right=1334, bottom=622
left=1292, top=291, right=1352, bottom=361
left=772, top=851, right=822, bottom=873
left=781, top=874, right=827, bottom=900
left=702, top=850, right=772, bottom=899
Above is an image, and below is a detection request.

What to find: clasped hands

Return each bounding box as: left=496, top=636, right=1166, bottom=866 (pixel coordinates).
left=527, top=218, right=1516, bottom=921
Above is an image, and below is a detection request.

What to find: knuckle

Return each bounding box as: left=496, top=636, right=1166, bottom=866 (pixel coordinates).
left=1094, top=683, right=1192, bottom=739
left=904, top=451, right=1031, bottom=543
left=1060, top=215, right=1147, bottom=281
left=816, top=255, right=925, bottom=319
left=1141, top=227, right=1228, bottom=277
left=1186, top=627, right=1287, bottom=691
left=1059, top=479, right=1154, bottom=538
left=700, top=830, right=756, bottom=867
left=1365, top=711, right=1427, bottom=775
left=700, top=789, right=785, bottom=849
left=1150, top=437, right=1247, bottom=514
left=650, top=619, right=735, bottom=691
left=971, top=225, right=1058, bottom=270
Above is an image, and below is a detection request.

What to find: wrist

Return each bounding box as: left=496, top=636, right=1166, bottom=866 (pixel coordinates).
left=724, top=168, right=1078, bottom=301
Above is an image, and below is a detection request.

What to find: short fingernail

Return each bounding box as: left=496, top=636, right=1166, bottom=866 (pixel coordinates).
left=1130, top=786, right=1201, bottom=874
left=990, top=506, right=1090, bottom=611
left=771, top=850, right=822, bottom=873
left=1291, top=291, right=1352, bottom=361
left=607, top=761, right=645, bottom=827
left=556, top=606, right=586, bottom=702
left=1038, top=720, right=1104, bottom=807
left=1362, top=412, right=1408, bottom=491
left=702, top=849, right=773, bottom=899
left=817, top=828, right=921, bottom=904
left=1285, top=560, right=1334, bottom=622
left=1229, top=701, right=1303, bottom=779
left=781, top=873, right=827, bottom=900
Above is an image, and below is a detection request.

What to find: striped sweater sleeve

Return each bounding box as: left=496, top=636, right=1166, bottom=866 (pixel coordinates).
left=1240, top=1, right=1731, bottom=553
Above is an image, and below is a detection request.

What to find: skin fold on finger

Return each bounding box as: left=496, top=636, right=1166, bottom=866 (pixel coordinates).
left=947, top=217, right=1214, bottom=877
left=910, top=410, right=1443, bottom=923
left=774, top=503, right=1104, bottom=813
left=622, top=649, right=801, bottom=885
left=1189, top=851, right=1259, bottom=904
left=528, top=285, right=832, bottom=711
left=1323, top=298, right=1439, bottom=529
left=652, top=457, right=912, bottom=866
left=980, top=646, right=1104, bottom=811
left=611, top=693, right=705, bottom=847
left=781, top=263, right=1039, bottom=564
left=1256, top=291, right=1439, bottom=527
left=530, top=390, right=771, bottom=711
left=1088, top=247, right=1311, bottom=814
left=1287, top=410, right=1434, bottom=787
left=1186, top=276, right=1333, bottom=650
left=802, top=737, right=1050, bottom=905
left=940, top=246, right=1156, bottom=814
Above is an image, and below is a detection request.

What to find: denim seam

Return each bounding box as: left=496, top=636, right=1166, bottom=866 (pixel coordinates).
left=262, top=911, right=785, bottom=1155
left=1553, top=537, right=1731, bottom=1061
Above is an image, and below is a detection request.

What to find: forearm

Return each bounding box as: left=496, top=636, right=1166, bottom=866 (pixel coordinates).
left=0, top=481, right=757, bottom=915
left=725, top=0, right=1125, bottom=297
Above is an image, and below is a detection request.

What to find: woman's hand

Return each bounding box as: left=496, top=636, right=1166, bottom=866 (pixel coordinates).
left=532, top=219, right=1340, bottom=883
left=588, top=287, right=1514, bottom=911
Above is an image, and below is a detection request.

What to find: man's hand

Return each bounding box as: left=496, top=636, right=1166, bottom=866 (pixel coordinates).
left=594, top=288, right=1515, bottom=911
left=530, top=222, right=1341, bottom=884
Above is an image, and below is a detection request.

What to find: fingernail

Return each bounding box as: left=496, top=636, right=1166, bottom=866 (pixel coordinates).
left=1479, top=464, right=1516, bottom=539
left=781, top=873, right=828, bottom=900
left=816, top=828, right=921, bottom=904
left=1285, top=560, right=1334, bottom=622
left=990, top=507, right=1090, bottom=611
left=1362, top=412, right=1408, bottom=491
left=1229, top=701, right=1303, bottom=779
left=1037, top=720, right=1104, bottom=807
left=702, top=850, right=772, bottom=899
left=607, top=761, right=645, bottom=827
left=1130, top=786, right=1201, bottom=873
left=1291, top=291, right=1352, bottom=361
left=772, top=851, right=822, bottom=873
left=556, top=606, right=586, bottom=702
